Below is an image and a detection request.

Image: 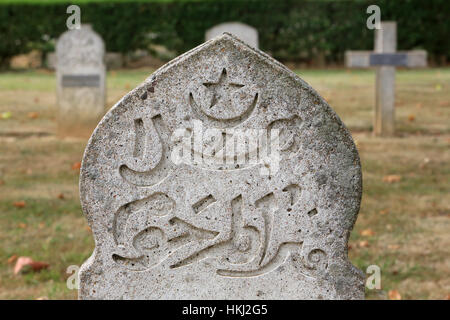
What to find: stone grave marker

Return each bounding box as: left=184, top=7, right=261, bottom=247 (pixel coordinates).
left=206, top=22, right=259, bottom=48
left=79, top=33, right=364, bottom=299
left=56, top=24, right=106, bottom=134
left=345, top=21, right=427, bottom=136
left=46, top=52, right=57, bottom=70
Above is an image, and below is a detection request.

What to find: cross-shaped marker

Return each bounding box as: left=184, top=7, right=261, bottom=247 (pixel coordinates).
left=345, top=22, right=427, bottom=136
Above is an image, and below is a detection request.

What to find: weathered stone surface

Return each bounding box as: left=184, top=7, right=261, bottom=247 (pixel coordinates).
left=374, top=22, right=396, bottom=137
left=56, top=24, right=106, bottom=133
left=48, top=51, right=127, bottom=70
left=46, top=52, right=57, bottom=70
left=405, top=50, right=427, bottom=68
left=345, top=51, right=372, bottom=68
left=345, top=50, right=427, bottom=68
left=206, top=22, right=259, bottom=48
left=79, top=33, right=364, bottom=300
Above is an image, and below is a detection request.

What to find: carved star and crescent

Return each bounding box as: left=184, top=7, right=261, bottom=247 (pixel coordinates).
left=203, top=68, right=245, bottom=108
left=189, top=67, right=258, bottom=126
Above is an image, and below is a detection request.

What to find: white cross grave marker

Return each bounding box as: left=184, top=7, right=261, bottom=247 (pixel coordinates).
left=345, top=22, right=427, bottom=136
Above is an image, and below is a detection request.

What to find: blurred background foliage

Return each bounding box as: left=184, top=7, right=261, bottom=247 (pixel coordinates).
left=0, top=0, right=449, bottom=67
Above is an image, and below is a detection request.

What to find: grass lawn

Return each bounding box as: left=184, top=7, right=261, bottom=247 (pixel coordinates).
left=0, top=67, right=449, bottom=299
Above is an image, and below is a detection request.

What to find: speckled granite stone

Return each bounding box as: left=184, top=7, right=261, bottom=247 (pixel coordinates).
left=79, top=33, right=364, bottom=300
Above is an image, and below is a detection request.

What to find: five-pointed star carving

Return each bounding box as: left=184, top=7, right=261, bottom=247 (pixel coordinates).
left=203, top=68, right=244, bottom=108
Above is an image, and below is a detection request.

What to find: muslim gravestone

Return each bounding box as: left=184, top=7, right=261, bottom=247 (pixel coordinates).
left=79, top=33, right=364, bottom=300
left=56, top=24, right=106, bottom=134
left=206, top=22, right=259, bottom=48
left=345, top=21, right=427, bottom=136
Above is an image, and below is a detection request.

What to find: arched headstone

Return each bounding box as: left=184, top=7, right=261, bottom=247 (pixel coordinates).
left=79, top=33, right=364, bottom=299
left=56, top=24, right=106, bottom=134
left=206, top=22, right=259, bottom=48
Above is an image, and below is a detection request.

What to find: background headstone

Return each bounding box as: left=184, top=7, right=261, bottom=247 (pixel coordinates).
left=206, top=22, right=259, bottom=48
left=105, top=52, right=124, bottom=70
left=47, top=51, right=124, bottom=70
left=79, top=33, right=364, bottom=300
left=56, top=24, right=106, bottom=135
left=46, top=52, right=57, bottom=70
left=345, top=22, right=427, bottom=136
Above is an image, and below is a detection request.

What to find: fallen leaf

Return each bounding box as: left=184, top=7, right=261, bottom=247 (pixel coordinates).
left=125, top=83, right=130, bottom=90
left=383, top=175, right=401, bottom=183
left=13, top=256, right=33, bottom=275
left=446, top=293, right=450, bottom=300
left=0, top=179, right=4, bottom=185
left=386, top=224, right=392, bottom=231
left=57, top=193, right=65, bottom=200
left=36, top=296, right=48, bottom=300
left=379, top=209, right=389, bottom=215
left=358, top=240, right=369, bottom=248
left=416, top=102, right=423, bottom=108
left=27, top=112, right=39, bottom=119
left=388, top=289, right=402, bottom=300
left=408, top=114, right=415, bottom=122
left=388, top=244, right=400, bottom=250
left=85, top=225, right=92, bottom=233
left=13, top=201, right=26, bottom=208
left=71, top=162, right=81, bottom=170
left=13, top=256, right=49, bottom=275
left=419, top=157, right=430, bottom=169
left=360, top=229, right=375, bottom=237
left=1, top=111, right=12, bottom=119
left=439, top=101, right=449, bottom=107
left=18, top=223, right=27, bottom=229
left=435, top=84, right=442, bottom=91
left=38, top=222, right=45, bottom=229
left=29, top=261, right=50, bottom=272
left=321, top=95, right=328, bottom=101
left=7, top=255, right=18, bottom=264
left=34, top=97, right=39, bottom=104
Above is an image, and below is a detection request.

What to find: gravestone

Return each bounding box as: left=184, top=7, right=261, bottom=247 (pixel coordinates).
left=56, top=24, right=106, bottom=134
left=105, top=52, right=124, bottom=70
left=46, top=52, right=57, bottom=70
left=48, top=51, right=124, bottom=70
left=206, top=22, right=259, bottom=48
left=345, top=22, right=427, bottom=136
left=79, top=33, right=364, bottom=299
